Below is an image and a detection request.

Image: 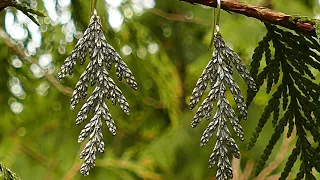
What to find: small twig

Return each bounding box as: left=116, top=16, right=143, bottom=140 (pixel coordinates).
left=0, top=29, right=73, bottom=97
left=96, top=159, right=162, bottom=180
left=62, top=146, right=84, bottom=180
left=62, top=162, right=81, bottom=180
left=232, top=157, right=241, bottom=180
left=232, top=157, right=254, bottom=180
left=18, top=143, right=52, bottom=169
left=231, top=128, right=301, bottom=180
left=144, top=97, right=165, bottom=109
left=240, top=160, right=254, bottom=180
left=0, top=0, right=45, bottom=25
left=0, top=0, right=15, bottom=11
left=18, top=141, right=64, bottom=178
left=255, top=128, right=296, bottom=180
left=149, top=8, right=211, bottom=26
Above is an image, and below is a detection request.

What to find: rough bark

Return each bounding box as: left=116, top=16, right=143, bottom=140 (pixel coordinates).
left=0, top=0, right=16, bottom=12
left=180, top=0, right=316, bottom=36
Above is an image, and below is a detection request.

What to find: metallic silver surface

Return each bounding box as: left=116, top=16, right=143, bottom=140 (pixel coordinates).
left=58, top=13, right=137, bottom=176
left=190, top=32, right=257, bottom=180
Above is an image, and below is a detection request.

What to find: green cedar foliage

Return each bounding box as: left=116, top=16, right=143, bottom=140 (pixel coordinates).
left=247, top=23, right=320, bottom=179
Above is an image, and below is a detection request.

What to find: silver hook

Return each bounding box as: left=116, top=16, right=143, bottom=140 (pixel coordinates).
left=209, top=0, right=221, bottom=49
left=91, top=0, right=97, bottom=15
left=215, top=0, right=221, bottom=32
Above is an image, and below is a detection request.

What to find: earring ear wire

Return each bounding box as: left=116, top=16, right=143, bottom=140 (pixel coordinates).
left=209, top=0, right=221, bottom=49
left=91, top=0, right=97, bottom=15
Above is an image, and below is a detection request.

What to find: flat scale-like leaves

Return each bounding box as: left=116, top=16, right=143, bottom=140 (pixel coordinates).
left=247, top=23, right=320, bottom=179
left=58, top=11, right=137, bottom=176
left=190, top=31, right=256, bottom=180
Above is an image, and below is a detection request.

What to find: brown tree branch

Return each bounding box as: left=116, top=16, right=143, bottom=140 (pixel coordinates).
left=255, top=128, right=296, bottom=180
left=0, top=0, right=15, bottom=11
left=62, top=162, right=81, bottom=180
left=180, top=0, right=317, bottom=36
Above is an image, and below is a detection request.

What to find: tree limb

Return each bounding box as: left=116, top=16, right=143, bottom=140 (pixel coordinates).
left=0, top=0, right=45, bottom=25
left=0, top=0, right=15, bottom=11
left=180, top=0, right=317, bottom=36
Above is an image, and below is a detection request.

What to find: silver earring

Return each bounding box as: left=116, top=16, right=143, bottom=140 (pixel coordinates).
left=189, top=1, right=256, bottom=179
left=58, top=9, right=137, bottom=176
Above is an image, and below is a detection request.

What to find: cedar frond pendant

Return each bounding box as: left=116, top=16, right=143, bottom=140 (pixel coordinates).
left=58, top=11, right=137, bottom=175
left=190, top=31, right=257, bottom=180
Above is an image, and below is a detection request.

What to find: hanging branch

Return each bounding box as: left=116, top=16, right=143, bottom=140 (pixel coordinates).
left=0, top=0, right=15, bottom=11
left=0, top=0, right=45, bottom=25
left=180, top=0, right=317, bottom=36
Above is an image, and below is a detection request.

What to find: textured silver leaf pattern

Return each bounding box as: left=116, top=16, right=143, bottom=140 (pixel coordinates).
left=58, top=12, right=137, bottom=176
left=190, top=32, right=256, bottom=180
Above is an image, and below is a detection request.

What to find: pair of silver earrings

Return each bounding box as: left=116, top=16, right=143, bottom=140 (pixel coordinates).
left=58, top=1, right=257, bottom=179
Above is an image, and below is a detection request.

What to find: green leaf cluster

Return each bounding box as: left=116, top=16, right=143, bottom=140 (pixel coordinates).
left=248, top=23, right=320, bottom=179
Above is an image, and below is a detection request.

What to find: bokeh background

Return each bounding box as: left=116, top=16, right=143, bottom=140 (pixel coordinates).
left=0, top=0, right=320, bottom=179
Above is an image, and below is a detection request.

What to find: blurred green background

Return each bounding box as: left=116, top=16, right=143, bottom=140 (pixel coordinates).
left=0, top=0, right=320, bottom=179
